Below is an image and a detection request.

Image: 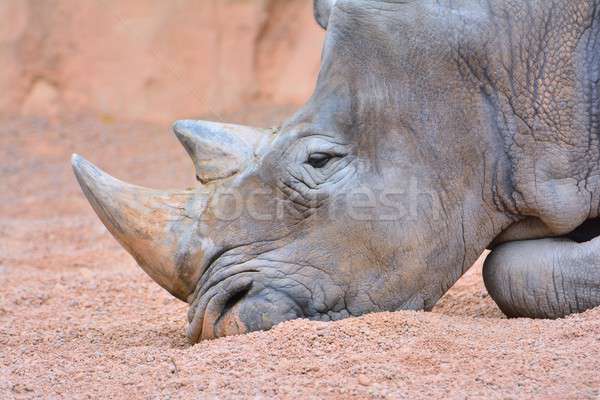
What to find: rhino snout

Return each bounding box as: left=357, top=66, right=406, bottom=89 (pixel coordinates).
left=187, top=274, right=303, bottom=342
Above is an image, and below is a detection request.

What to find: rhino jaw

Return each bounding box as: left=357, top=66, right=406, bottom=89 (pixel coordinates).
left=71, top=154, right=210, bottom=301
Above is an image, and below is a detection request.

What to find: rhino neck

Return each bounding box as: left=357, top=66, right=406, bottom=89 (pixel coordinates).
left=458, top=1, right=600, bottom=241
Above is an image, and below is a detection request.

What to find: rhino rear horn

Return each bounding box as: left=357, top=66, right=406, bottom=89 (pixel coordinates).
left=71, top=154, right=209, bottom=302
left=172, top=120, right=272, bottom=184
left=313, top=0, right=337, bottom=29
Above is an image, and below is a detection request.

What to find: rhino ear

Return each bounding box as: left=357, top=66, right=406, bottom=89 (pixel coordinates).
left=313, top=0, right=337, bottom=30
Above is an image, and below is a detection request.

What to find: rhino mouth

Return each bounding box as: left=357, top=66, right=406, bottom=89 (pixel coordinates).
left=187, top=269, right=253, bottom=342
left=187, top=274, right=253, bottom=341
left=186, top=266, right=305, bottom=342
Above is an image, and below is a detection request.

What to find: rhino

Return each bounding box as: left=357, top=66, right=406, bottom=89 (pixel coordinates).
left=72, top=0, right=600, bottom=342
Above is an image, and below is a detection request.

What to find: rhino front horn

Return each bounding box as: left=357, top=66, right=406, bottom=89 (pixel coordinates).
left=71, top=154, right=209, bottom=302
left=172, top=120, right=272, bottom=184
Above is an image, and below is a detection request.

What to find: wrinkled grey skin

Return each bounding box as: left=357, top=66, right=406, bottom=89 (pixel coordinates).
left=73, top=0, right=600, bottom=341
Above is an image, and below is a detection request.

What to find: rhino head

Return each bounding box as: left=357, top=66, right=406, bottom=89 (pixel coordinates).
left=73, top=0, right=600, bottom=341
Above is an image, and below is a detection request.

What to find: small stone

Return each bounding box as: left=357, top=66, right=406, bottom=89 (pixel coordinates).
left=358, top=375, right=371, bottom=386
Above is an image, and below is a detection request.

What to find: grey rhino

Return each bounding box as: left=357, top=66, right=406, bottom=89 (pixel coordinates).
left=72, top=0, right=600, bottom=342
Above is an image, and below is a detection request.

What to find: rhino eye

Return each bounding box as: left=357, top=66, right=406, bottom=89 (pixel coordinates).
left=306, top=152, right=334, bottom=169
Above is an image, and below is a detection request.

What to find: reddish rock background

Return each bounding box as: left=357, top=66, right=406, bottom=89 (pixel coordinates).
left=0, top=0, right=324, bottom=122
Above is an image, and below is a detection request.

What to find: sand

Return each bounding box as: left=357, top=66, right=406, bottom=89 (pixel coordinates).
left=1, top=110, right=599, bottom=399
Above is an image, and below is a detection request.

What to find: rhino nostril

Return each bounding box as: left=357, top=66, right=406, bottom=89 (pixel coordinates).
left=220, top=281, right=253, bottom=318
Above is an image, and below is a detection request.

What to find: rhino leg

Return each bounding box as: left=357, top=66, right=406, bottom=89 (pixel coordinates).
left=483, top=232, right=600, bottom=319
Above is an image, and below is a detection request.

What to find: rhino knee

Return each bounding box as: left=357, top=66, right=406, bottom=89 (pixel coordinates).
left=484, top=237, right=600, bottom=319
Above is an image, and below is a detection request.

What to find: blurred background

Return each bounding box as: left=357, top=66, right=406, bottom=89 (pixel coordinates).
left=0, top=0, right=324, bottom=123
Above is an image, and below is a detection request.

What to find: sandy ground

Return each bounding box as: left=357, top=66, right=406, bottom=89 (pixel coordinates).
left=1, top=109, right=600, bottom=399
